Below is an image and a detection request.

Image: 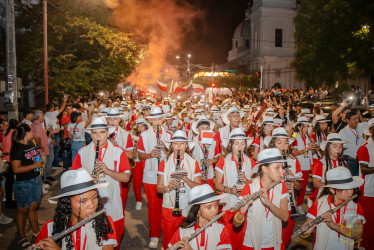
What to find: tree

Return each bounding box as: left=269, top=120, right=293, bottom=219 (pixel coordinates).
left=293, top=0, right=374, bottom=87
left=15, top=1, right=142, bottom=102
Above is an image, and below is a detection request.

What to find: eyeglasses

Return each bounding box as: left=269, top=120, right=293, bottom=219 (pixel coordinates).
left=229, top=115, right=241, bottom=119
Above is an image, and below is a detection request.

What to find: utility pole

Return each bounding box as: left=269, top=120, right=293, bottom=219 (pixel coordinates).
left=43, top=0, right=48, bottom=104
left=6, top=0, right=18, bottom=119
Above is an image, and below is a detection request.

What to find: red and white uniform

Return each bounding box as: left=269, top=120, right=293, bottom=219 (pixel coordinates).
left=36, top=216, right=117, bottom=249
left=312, top=157, right=340, bottom=197
left=132, top=136, right=145, bottom=203
left=157, top=153, right=201, bottom=249
left=214, top=124, right=244, bottom=155
left=252, top=135, right=271, bottom=152
left=357, top=137, right=374, bottom=250
left=239, top=179, right=289, bottom=249
left=71, top=141, right=130, bottom=245
left=168, top=222, right=232, bottom=250
left=137, top=127, right=172, bottom=239
left=307, top=195, right=365, bottom=250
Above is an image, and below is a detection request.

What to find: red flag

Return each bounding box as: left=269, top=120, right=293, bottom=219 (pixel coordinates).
left=157, top=81, right=168, bottom=92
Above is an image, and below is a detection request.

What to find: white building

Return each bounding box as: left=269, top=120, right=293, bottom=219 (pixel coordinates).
left=227, top=0, right=304, bottom=90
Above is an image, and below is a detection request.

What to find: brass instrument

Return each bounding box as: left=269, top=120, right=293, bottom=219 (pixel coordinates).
left=230, top=176, right=285, bottom=212
left=201, top=145, right=209, bottom=182
left=292, top=194, right=358, bottom=239
left=235, top=151, right=245, bottom=192
left=282, top=151, right=298, bottom=218
left=172, top=150, right=182, bottom=217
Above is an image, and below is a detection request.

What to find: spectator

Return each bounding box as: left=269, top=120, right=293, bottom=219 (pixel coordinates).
left=61, top=111, right=72, bottom=170
left=10, top=124, right=43, bottom=249
left=2, top=119, right=19, bottom=208
left=21, top=110, right=33, bottom=126
left=332, top=99, right=351, bottom=133
left=68, top=111, right=92, bottom=162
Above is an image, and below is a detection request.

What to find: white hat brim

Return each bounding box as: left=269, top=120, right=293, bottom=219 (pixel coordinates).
left=146, top=114, right=166, bottom=119
left=263, top=136, right=294, bottom=148
left=191, top=120, right=215, bottom=135
left=223, top=136, right=254, bottom=148
left=182, top=193, right=227, bottom=217
left=164, top=140, right=195, bottom=150
left=252, top=159, right=287, bottom=174
left=48, top=182, right=109, bottom=204
left=324, top=176, right=364, bottom=189
left=320, top=140, right=347, bottom=151
left=103, top=115, right=124, bottom=119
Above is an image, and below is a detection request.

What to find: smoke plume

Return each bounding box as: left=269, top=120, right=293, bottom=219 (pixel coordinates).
left=105, top=0, right=202, bottom=90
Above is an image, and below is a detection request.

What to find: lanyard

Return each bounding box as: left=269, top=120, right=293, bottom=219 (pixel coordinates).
left=112, top=129, right=118, bottom=140
left=301, top=135, right=308, bottom=150
left=98, top=146, right=108, bottom=162
left=328, top=201, right=347, bottom=237
left=322, top=133, right=327, bottom=141
left=195, top=225, right=208, bottom=250
left=348, top=126, right=359, bottom=145
left=71, top=228, right=87, bottom=250
left=260, top=180, right=274, bottom=218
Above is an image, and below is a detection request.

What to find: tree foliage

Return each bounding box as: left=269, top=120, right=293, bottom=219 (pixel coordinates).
left=15, top=0, right=142, bottom=102
left=293, top=0, right=374, bottom=87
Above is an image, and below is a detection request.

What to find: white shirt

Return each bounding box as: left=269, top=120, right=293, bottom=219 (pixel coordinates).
left=44, top=110, right=59, bottom=128
left=339, top=123, right=367, bottom=158
left=68, top=122, right=86, bottom=142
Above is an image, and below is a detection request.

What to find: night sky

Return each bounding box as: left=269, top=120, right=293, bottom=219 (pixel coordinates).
left=177, top=0, right=249, bottom=66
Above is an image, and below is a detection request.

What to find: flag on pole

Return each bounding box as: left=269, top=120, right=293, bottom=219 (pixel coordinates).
left=157, top=81, right=168, bottom=92
left=181, top=81, right=192, bottom=93
left=192, top=83, right=205, bottom=93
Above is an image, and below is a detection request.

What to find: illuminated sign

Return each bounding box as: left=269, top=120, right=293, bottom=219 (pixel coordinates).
left=193, top=71, right=230, bottom=78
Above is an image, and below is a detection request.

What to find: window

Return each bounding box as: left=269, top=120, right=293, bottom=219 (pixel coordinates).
left=275, top=29, right=282, bottom=47
left=245, top=39, right=250, bottom=48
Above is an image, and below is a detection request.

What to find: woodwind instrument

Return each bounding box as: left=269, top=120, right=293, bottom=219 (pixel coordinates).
left=31, top=209, right=106, bottom=250
left=282, top=151, right=298, bottom=218
left=172, top=150, right=182, bottom=217
left=156, top=125, right=161, bottom=166
left=245, top=103, right=267, bottom=137
left=201, top=145, right=209, bottom=182
left=92, top=140, right=106, bottom=183
left=168, top=211, right=225, bottom=250
left=235, top=151, right=245, bottom=192
left=292, top=194, right=358, bottom=239
left=230, top=176, right=285, bottom=212
left=133, top=137, right=139, bottom=162
left=307, top=134, right=321, bottom=158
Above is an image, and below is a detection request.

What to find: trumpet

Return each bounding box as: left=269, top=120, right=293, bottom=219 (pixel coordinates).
left=172, top=150, right=182, bottom=217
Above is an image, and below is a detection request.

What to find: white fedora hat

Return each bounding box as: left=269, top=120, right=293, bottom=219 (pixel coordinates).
left=191, top=115, right=215, bottom=134
left=85, top=117, right=115, bottom=135
left=182, top=184, right=227, bottom=217
left=242, top=105, right=251, bottom=112
left=262, top=116, right=276, bottom=125
left=320, top=133, right=347, bottom=151
left=98, top=107, right=110, bottom=116
left=142, top=103, right=151, bottom=110
left=164, top=130, right=194, bottom=149
left=49, top=169, right=108, bottom=204
left=164, top=113, right=174, bottom=120
left=136, top=118, right=147, bottom=125
left=324, top=167, right=363, bottom=189
left=294, top=116, right=312, bottom=127
left=223, top=128, right=254, bottom=148
left=315, top=115, right=330, bottom=123
left=299, top=108, right=314, bottom=117
left=211, top=106, right=220, bottom=112
left=103, top=108, right=124, bottom=119
left=265, top=107, right=277, bottom=116
left=264, top=127, right=295, bottom=147
left=252, top=148, right=287, bottom=173
left=146, top=107, right=166, bottom=119
left=222, top=107, right=244, bottom=125
left=364, top=118, right=374, bottom=136
left=178, top=109, right=188, bottom=119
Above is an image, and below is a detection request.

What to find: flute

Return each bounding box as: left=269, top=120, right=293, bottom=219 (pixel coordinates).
left=32, top=209, right=106, bottom=249
left=172, top=150, right=182, bottom=217
left=230, top=176, right=285, bottom=213
left=282, top=151, right=298, bottom=218
left=291, top=194, right=358, bottom=239
left=168, top=211, right=225, bottom=250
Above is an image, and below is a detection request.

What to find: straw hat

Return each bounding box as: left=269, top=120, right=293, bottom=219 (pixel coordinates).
left=146, top=107, right=166, bottom=119
left=324, top=167, right=364, bottom=189
left=222, top=107, right=244, bottom=125
left=252, top=148, right=287, bottom=173
left=164, top=130, right=194, bottom=149
left=320, top=133, right=347, bottom=151
left=104, top=108, right=124, bottom=119
left=191, top=115, right=215, bottom=134
left=264, top=127, right=295, bottom=147
left=364, top=118, right=374, bottom=136
left=182, top=184, right=227, bottom=217
left=223, top=128, right=254, bottom=148
left=49, top=169, right=108, bottom=204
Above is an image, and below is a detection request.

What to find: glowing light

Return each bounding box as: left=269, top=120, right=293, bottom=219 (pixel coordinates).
left=193, top=71, right=229, bottom=78
left=177, top=96, right=181, bottom=99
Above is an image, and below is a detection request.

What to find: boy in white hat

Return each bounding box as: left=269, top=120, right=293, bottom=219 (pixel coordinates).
left=303, top=167, right=364, bottom=250
left=234, top=148, right=289, bottom=250
left=71, top=117, right=131, bottom=247
left=156, top=130, right=201, bottom=249
left=214, top=128, right=255, bottom=250
left=137, top=107, right=172, bottom=248
left=35, top=169, right=117, bottom=249
left=357, top=118, right=374, bottom=249
left=167, top=184, right=231, bottom=249
left=191, top=116, right=218, bottom=188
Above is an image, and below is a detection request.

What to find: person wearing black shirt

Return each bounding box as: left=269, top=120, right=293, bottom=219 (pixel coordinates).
left=332, top=99, right=351, bottom=133
left=10, top=124, right=43, bottom=249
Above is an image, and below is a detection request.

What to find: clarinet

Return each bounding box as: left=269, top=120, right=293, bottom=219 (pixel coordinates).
left=172, top=150, right=182, bottom=217
left=307, top=134, right=321, bottom=158
left=92, top=140, right=100, bottom=178
left=156, top=125, right=161, bottom=166
left=292, top=194, right=358, bottom=239
left=168, top=211, right=225, bottom=250
left=202, top=145, right=208, bottom=182
left=236, top=151, right=245, bottom=190
left=230, top=176, right=285, bottom=212
left=282, top=151, right=298, bottom=218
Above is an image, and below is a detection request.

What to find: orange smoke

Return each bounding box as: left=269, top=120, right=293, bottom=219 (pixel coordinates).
left=105, top=0, right=202, bottom=90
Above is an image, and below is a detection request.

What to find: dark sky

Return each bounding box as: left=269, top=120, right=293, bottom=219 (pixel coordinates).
left=177, top=0, right=249, bottom=66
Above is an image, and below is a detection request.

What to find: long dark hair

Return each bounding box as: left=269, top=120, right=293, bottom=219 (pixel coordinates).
left=11, top=123, right=32, bottom=152
left=179, top=204, right=201, bottom=228
left=314, top=122, right=328, bottom=144
left=52, top=191, right=113, bottom=250
left=5, top=119, right=19, bottom=136
left=323, top=143, right=336, bottom=182
left=227, top=139, right=248, bottom=155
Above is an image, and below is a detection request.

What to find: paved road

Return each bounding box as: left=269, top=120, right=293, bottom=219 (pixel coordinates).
left=0, top=169, right=313, bottom=249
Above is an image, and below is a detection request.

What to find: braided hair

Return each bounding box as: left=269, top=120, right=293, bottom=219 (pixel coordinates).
left=52, top=191, right=113, bottom=250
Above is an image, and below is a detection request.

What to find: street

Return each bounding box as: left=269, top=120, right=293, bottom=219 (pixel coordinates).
left=0, top=169, right=314, bottom=250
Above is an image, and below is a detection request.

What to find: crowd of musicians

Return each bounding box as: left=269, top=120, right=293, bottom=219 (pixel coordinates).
left=0, top=88, right=374, bottom=250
